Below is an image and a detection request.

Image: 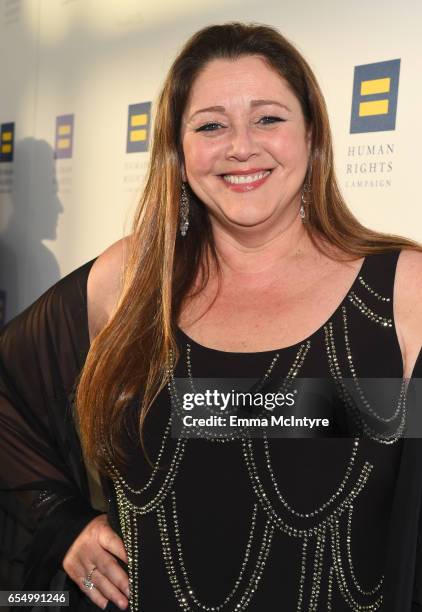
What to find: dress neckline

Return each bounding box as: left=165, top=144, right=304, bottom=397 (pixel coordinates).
left=176, top=255, right=368, bottom=356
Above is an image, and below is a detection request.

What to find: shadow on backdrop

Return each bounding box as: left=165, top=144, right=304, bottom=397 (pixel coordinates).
left=0, top=138, right=63, bottom=325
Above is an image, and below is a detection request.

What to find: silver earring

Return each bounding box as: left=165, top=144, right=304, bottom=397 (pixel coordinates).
left=179, top=182, right=190, bottom=237
left=300, top=181, right=310, bottom=222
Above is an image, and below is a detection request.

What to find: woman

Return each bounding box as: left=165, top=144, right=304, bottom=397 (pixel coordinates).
left=1, top=22, right=422, bottom=611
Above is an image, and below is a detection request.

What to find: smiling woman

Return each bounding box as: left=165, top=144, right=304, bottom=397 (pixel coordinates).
left=181, top=56, right=310, bottom=227
left=1, top=22, right=422, bottom=612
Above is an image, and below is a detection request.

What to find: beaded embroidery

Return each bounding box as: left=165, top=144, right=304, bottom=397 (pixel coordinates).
left=358, top=276, right=391, bottom=302
left=329, top=517, right=383, bottom=610
left=110, top=273, right=403, bottom=611
left=347, top=291, right=392, bottom=328
left=324, top=315, right=406, bottom=444
left=346, top=504, right=383, bottom=596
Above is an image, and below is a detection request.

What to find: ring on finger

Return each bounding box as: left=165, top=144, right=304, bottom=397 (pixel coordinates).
left=82, top=566, right=97, bottom=590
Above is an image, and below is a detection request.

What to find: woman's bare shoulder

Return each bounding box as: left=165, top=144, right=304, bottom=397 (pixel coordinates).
left=87, top=236, right=131, bottom=343
left=394, top=248, right=422, bottom=377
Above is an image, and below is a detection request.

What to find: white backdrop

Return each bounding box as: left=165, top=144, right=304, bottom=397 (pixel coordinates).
left=1, top=0, right=421, bottom=323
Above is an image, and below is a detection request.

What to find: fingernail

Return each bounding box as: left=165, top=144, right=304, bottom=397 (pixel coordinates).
left=125, top=587, right=130, bottom=597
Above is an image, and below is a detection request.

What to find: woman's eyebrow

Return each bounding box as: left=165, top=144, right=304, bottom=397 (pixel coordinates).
left=188, top=105, right=225, bottom=120
left=188, top=99, right=291, bottom=122
left=251, top=99, right=291, bottom=112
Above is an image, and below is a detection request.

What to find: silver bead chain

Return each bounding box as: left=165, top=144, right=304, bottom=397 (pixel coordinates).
left=296, top=535, right=308, bottom=611
left=156, top=497, right=275, bottom=612
left=183, top=341, right=309, bottom=442
left=329, top=517, right=383, bottom=610
left=309, top=525, right=326, bottom=611
left=358, top=276, right=391, bottom=302
left=346, top=504, right=383, bottom=596
left=112, top=429, right=187, bottom=516
left=327, top=565, right=334, bottom=610
left=108, top=415, right=173, bottom=494
left=170, top=490, right=259, bottom=611
left=259, top=334, right=361, bottom=521
left=263, top=436, right=360, bottom=518
left=348, top=291, right=392, bottom=328
left=242, top=434, right=374, bottom=538
left=171, top=346, right=247, bottom=442
left=342, top=305, right=406, bottom=424
left=324, top=319, right=406, bottom=444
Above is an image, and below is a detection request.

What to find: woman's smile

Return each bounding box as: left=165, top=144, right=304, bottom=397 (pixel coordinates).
left=220, top=168, right=272, bottom=192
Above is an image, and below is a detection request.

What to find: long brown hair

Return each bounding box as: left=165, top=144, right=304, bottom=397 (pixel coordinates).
left=76, top=22, right=420, bottom=474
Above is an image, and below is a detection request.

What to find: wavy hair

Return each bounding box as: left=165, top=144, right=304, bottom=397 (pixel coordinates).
left=76, top=22, right=420, bottom=473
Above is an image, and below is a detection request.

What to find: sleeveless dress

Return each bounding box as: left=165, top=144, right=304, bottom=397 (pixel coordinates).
left=2, top=250, right=422, bottom=612
left=102, top=250, right=407, bottom=611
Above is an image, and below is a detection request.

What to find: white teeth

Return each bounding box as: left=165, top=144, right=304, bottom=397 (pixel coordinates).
left=222, top=170, right=270, bottom=184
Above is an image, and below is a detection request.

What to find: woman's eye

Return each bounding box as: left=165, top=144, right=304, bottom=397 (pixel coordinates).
left=258, top=116, right=284, bottom=125
left=195, top=122, right=223, bottom=132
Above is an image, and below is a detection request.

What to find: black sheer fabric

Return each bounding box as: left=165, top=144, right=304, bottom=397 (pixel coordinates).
left=0, top=254, right=421, bottom=611
left=0, top=259, right=103, bottom=609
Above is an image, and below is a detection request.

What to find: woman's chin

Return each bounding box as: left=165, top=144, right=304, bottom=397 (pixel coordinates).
left=221, top=209, right=276, bottom=230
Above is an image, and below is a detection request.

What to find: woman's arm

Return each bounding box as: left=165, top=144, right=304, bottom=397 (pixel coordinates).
left=87, top=237, right=129, bottom=343
left=0, top=260, right=103, bottom=592
left=394, top=249, right=422, bottom=379
left=396, top=251, right=422, bottom=608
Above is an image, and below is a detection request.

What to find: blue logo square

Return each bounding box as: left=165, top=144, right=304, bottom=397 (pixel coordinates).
left=0, top=122, right=15, bottom=163
left=127, top=102, right=151, bottom=153
left=55, top=114, right=74, bottom=159
left=350, top=59, right=400, bottom=134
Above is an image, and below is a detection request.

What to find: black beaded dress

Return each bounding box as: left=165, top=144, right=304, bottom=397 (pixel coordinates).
left=1, top=250, right=422, bottom=612
left=101, top=250, right=409, bottom=611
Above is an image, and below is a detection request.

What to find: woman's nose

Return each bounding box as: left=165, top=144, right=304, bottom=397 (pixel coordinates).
left=226, top=126, right=259, bottom=161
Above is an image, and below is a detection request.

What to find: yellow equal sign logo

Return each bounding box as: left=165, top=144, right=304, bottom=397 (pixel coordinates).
left=0, top=122, right=15, bottom=162
left=350, top=60, right=400, bottom=133
left=55, top=114, right=74, bottom=159
left=359, top=78, right=390, bottom=116
left=127, top=103, right=151, bottom=153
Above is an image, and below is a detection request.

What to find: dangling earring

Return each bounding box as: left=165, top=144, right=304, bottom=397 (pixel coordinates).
left=300, top=180, right=310, bottom=222
left=179, top=182, right=190, bottom=237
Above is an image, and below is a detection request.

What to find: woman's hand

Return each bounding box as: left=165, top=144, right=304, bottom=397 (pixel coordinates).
left=63, top=514, right=130, bottom=610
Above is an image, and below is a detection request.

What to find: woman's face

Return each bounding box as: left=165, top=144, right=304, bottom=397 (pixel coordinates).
left=181, top=55, right=311, bottom=231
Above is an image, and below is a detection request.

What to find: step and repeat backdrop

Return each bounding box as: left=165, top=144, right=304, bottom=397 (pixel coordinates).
left=0, top=0, right=421, bottom=325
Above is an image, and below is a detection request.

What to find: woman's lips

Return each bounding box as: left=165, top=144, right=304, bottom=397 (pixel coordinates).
left=220, top=170, right=271, bottom=192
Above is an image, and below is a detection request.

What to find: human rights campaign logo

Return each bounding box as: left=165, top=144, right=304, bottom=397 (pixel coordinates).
left=350, top=59, right=400, bottom=133
left=126, top=102, right=151, bottom=153
left=55, top=114, right=74, bottom=159
left=0, top=122, right=14, bottom=163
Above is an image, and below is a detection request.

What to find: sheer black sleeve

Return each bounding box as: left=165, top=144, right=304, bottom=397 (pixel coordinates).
left=0, top=259, right=104, bottom=591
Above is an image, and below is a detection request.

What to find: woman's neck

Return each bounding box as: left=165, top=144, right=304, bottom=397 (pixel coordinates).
left=209, top=214, right=312, bottom=281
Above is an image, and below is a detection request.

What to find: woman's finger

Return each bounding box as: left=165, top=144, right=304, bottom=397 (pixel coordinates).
left=98, top=526, right=129, bottom=565
left=92, top=553, right=130, bottom=599
left=77, top=567, right=109, bottom=610
left=82, top=567, right=129, bottom=610
left=62, top=514, right=130, bottom=608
